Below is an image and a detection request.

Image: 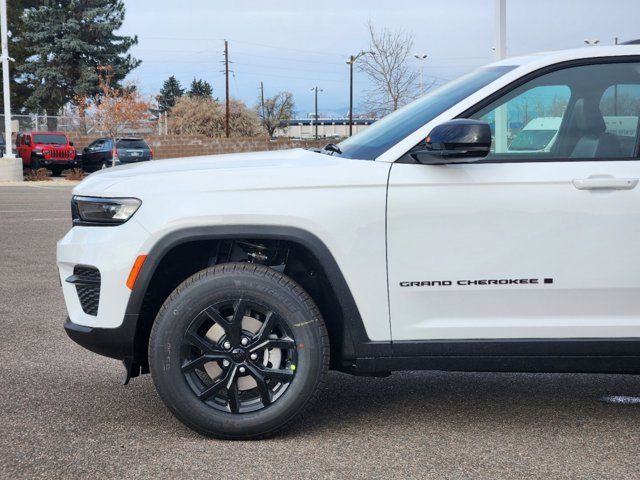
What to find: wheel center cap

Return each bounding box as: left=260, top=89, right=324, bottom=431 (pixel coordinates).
left=231, top=348, right=246, bottom=363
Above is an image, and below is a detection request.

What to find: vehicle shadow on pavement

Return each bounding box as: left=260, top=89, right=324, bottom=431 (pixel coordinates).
left=284, top=370, right=640, bottom=435
left=52, top=363, right=640, bottom=438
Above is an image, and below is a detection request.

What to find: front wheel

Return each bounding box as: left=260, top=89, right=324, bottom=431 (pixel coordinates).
left=149, top=263, right=329, bottom=439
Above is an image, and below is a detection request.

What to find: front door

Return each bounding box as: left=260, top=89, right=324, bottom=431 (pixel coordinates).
left=387, top=59, right=640, bottom=341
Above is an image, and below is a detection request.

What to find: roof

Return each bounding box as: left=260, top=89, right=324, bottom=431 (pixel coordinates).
left=20, top=131, right=69, bottom=135
left=491, top=44, right=640, bottom=69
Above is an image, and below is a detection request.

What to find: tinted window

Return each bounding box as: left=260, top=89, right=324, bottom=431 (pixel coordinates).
left=117, top=139, right=148, bottom=149
left=599, top=84, right=640, bottom=157
left=509, top=129, right=558, bottom=151
left=33, top=134, right=67, bottom=145
left=470, top=61, right=640, bottom=161
left=474, top=85, right=571, bottom=155
left=337, top=66, right=515, bottom=160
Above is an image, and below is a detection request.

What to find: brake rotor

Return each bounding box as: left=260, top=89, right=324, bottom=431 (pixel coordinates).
left=203, top=315, right=282, bottom=391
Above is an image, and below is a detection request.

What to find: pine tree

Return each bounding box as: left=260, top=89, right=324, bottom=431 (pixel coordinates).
left=17, top=0, right=140, bottom=127
left=187, top=78, right=213, bottom=99
left=157, top=76, right=185, bottom=112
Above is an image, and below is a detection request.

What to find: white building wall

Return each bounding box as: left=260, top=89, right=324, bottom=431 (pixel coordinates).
left=274, top=121, right=373, bottom=139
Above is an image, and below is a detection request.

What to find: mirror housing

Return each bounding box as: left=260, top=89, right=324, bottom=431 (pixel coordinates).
left=411, top=119, right=491, bottom=165
left=69, top=141, right=74, bottom=146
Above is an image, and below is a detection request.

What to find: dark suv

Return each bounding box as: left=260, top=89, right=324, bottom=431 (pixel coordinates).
left=81, top=137, right=153, bottom=171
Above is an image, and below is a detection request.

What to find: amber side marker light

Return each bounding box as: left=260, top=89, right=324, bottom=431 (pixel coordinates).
left=126, top=255, right=148, bottom=290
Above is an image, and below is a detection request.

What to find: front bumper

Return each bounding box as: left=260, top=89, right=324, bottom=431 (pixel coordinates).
left=42, top=159, right=79, bottom=168
left=57, top=217, right=149, bottom=329
left=64, top=315, right=137, bottom=360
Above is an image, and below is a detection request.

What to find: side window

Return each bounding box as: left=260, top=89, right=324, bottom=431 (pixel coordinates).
left=477, top=85, right=570, bottom=155
left=599, top=84, right=640, bottom=157
left=89, top=140, right=105, bottom=151
left=469, top=61, right=640, bottom=161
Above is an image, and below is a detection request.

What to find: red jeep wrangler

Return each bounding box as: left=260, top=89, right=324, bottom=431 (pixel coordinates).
left=17, top=131, right=78, bottom=175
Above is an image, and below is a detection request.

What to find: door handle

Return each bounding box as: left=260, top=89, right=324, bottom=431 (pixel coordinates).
left=572, top=176, right=639, bottom=190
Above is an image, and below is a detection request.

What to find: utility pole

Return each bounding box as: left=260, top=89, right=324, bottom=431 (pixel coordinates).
left=348, top=57, right=354, bottom=137
left=0, top=0, right=20, bottom=181
left=493, top=0, right=507, bottom=153
left=311, top=86, right=322, bottom=140
left=224, top=39, right=230, bottom=138
left=346, top=51, right=373, bottom=137
left=260, top=81, right=266, bottom=130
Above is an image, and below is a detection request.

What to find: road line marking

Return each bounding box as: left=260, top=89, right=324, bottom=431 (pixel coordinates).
left=0, top=217, right=68, bottom=222
left=0, top=209, right=68, bottom=213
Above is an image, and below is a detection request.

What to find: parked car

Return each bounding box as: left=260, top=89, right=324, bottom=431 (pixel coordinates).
left=59, top=44, right=640, bottom=439
left=81, top=137, right=153, bottom=171
left=508, top=117, right=562, bottom=152
left=17, top=131, right=78, bottom=175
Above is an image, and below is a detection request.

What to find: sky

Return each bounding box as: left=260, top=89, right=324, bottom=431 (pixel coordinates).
left=119, top=0, right=640, bottom=117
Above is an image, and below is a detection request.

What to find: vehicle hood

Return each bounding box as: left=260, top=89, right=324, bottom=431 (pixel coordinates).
left=73, top=148, right=384, bottom=197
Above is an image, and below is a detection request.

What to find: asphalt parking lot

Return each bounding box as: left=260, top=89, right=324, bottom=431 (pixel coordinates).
left=1, top=182, right=640, bottom=479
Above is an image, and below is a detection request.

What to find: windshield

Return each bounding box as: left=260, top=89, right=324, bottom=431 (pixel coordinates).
left=337, top=66, right=516, bottom=160
left=34, top=134, right=67, bottom=145
left=509, top=130, right=557, bottom=151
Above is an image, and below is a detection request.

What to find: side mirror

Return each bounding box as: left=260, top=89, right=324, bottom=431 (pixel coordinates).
left=69, top=141, right=74, bottom=146
left=411, top=119, right=491, bottom=165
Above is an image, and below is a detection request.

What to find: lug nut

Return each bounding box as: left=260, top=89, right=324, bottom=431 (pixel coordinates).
left=222, top=360, right=230, bottom=368
left=250, top=353, right=258, bottom=361
left=241, top=337, right=249, bottom=346
left=223, top=341, right=231, bottom=350
left=239, top=366, right=246, bottom=373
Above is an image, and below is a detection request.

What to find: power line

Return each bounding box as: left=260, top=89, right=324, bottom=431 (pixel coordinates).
left=141, top=35, right=349, bottom=58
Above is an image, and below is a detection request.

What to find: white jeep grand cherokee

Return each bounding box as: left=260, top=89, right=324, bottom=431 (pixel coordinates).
left=58, top=45, right=640, bottom=439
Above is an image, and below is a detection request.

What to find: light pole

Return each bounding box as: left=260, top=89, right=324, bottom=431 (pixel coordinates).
left=311, top=86, right=323, bottom=140
left=614, top=37, right=618, bottom=115
left=346, top=50, right=373, bottom=137
left=413, top=53, right=428, bottom=95
left=0, top=0, right=21, bottom=181
left=493, top=0, right=507, bottom=153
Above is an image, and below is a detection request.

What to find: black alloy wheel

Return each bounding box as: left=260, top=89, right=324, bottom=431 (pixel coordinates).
left=149, top=263, right=329, bottom=439
left=181, top=299, right=297, bottom=414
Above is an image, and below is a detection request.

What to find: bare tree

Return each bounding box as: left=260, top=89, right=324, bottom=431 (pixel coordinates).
left=257, top=92, right=295, bottom=137
left=358, top=22, right=420, bottom=116
left=81, top=66, right=152, bottom=166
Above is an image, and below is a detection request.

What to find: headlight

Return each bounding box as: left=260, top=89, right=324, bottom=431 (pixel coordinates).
left=72, top=196, right=141, bottom=225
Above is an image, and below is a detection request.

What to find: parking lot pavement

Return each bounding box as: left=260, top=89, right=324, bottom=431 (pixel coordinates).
left=1, top=183, right=640, bottom=479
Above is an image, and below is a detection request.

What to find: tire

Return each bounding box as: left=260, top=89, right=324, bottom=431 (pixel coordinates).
left=30, top=156, right=40, bottom=170
left=101, top=161, right=108, bottom=169
left=149, top=262, right=329, bottom=439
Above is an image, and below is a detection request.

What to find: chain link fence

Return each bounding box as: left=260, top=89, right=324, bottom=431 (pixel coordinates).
left=0, top=114, right=160, bottom=135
